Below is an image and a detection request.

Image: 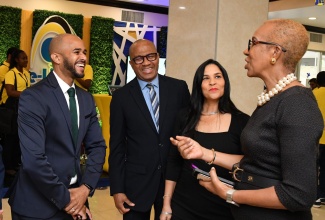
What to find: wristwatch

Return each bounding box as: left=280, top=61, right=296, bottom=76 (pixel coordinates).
left=83, top=183, right=95, bottom=195
left=226, top=189, right=240, bottom=207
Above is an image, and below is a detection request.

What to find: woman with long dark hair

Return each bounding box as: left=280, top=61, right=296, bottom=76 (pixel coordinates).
left=160, top=59, right=249, bottom=220
left=172, top=19, right=323, bottom=220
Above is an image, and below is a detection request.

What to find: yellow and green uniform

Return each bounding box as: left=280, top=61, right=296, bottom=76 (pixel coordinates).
left=1, top=67, right=31, bottom=104
left=0, top=61, right=10, bottom=90
left=314, top=87, right=325, bottom=144
left=74, top=64, right=93, bottom=91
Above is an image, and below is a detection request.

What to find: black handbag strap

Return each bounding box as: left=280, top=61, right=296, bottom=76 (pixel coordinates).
left=0, top=63, right=6, bottom=99
left=0, top=81, right=4, bottom=99
left=13, top=71, right=17, bottom=90
left=0, top=70, right=17, bottom=100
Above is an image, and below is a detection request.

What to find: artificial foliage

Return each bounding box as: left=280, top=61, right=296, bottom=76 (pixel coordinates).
left=89, top=16, right=115, bottom=94
left=32, top=10, right=83, bottom=39
left=0, top=6, right=21, bottom=62
left=157, top=26, right=168, bottom=58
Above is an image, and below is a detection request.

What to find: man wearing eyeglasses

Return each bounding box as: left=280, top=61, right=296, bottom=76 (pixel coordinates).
left=109, top=39, right=190, bottom=220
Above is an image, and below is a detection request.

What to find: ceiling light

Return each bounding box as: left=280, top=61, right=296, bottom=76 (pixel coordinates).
left=179, top=6, right=186, bottom=10
left=309, top=17, right=317, bottom=20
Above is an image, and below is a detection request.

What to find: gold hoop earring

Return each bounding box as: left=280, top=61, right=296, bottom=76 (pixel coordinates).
left=271, top=58, right=276, bottom=65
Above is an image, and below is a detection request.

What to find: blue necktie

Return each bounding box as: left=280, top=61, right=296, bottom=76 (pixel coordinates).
left=146, top=83, right=159, bottom=131
left=67, top=88, right=78, bottom=146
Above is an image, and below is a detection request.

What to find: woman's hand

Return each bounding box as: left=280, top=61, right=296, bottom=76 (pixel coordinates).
left=199, top=167, right=232, bottom=200
left=170, top=136, right=204, bottom=160
left=159, top=205, right=172, bottom=220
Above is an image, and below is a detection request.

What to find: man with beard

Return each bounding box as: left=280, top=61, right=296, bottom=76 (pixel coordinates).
left=8, top=34, right=106, bottom=219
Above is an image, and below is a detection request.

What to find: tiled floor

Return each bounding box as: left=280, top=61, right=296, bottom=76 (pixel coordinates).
left=2, top=187, right=325, bottom=219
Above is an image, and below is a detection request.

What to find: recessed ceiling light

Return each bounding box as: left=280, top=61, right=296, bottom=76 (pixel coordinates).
left=179, top=6, right=186, bottom=10
left=309, top=17, right=317, bottom=20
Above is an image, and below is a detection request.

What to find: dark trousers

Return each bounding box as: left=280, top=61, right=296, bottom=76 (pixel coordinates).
left=0, top=144, right=4, bottom=209
left=318, top=144, right=325, bottom=198
left=124, top=175, right=164, bottom=220
left=11, top=210, right=73, bottom=220
left=2, top=133, right=20, bottom=171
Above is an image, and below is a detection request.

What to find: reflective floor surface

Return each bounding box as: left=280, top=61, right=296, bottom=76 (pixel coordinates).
left=2, top=187, right=325, bottom=219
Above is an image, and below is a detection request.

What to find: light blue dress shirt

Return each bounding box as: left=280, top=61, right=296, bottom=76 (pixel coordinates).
left=138, top=76, right=160, bottom=131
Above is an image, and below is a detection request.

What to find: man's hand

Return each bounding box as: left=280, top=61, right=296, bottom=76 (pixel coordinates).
left=73, top=206, right=92, bottom=220
left=64, top=185, right=90, bottom=215
left=113, top=193, right=135, bottom=214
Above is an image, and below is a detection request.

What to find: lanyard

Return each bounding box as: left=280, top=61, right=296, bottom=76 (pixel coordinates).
left=17, top=71, right=28, bottom=87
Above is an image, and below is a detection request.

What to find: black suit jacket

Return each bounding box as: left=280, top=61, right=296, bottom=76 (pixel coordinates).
left=109, top=74, right=190, bottom=211
left=8, top=71, right=106, bottom=218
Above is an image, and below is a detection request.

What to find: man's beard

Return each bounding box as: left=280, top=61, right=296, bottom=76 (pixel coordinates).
left=63, top=58, right=85, bottom=79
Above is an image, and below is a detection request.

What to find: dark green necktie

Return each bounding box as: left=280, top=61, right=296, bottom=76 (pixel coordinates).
left=67, top=87, right=78, bottom=146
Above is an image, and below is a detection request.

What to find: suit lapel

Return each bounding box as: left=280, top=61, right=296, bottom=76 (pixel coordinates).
left=76, top=87, right=84, bottom=148
left=48, top=72, right=77, bottom=150
left=158, top=75, right=169, bottom=132
left=129, top=79, right=158, bottom=133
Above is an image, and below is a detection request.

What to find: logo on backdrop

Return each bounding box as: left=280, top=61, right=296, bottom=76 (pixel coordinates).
left=315, top=0, right=324, bottom=5
left=29, top=15, right=76, bottom=84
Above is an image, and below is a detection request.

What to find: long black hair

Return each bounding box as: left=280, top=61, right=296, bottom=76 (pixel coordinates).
left=9, top=49, right=25, bottom=69
left=181, top=59, right=243, bottom=135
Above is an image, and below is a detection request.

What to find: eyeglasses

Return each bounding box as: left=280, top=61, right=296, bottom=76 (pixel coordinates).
left=132, top=53, right=158, bottom=64
left=248, top=39, right=287, bottom=52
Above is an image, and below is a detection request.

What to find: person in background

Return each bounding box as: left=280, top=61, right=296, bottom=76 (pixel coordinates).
left=172, top=19, right=323, bottom=220
left=8, top=34, right=106, bottom=219
left=0, top=143, right=4, bottom=220
left=75, top=64, right=93, bottom=91
left=309, top=78, right=318, bottom=90
left=161, top=59, right=249, bottom=220
left=109, top=39, right=190, bottom=220
left=1, top=49, right=30, bottom=178
left=0, top=47, right=18, bottom=94
left=313, top=71, right=325, bottom=208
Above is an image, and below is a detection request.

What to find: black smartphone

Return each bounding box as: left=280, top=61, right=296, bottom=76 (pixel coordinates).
left=191, top=164, right=234, bottom=188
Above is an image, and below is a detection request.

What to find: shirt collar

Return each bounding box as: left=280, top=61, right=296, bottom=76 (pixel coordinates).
left=53, top=71, right=75, bottom=94
left=138, top=75, right=159, bottom=90
left=3, top=61, right=9, bottom=67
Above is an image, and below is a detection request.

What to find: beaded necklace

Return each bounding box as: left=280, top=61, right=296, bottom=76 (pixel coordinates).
left=257, top=73, right=297, bottom=106
left=201, top=111, right=218, bottom=116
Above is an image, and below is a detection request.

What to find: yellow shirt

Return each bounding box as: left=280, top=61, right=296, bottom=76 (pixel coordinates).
left=74, top=64, right=93, bottom=91
left=1, top=67, right=31, bottom=104
left=0, top=61, right=10, bottom=90
left=313, top=87, right=325, bottom=144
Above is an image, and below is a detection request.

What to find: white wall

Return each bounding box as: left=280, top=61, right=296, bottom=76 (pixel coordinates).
left=308, top=32, right=325, bottom=52
left=0, top=0, right=168, bottom=26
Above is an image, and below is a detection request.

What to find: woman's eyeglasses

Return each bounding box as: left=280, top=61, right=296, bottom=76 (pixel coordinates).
left=248, top=39, right=287, bottom=52
left=132, top=53, right=158, bottom=64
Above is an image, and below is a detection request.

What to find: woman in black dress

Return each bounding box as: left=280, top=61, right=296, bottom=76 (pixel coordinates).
left=171, top=19, right=323, bottom=220
left=160, top=59, right=249, bottom=220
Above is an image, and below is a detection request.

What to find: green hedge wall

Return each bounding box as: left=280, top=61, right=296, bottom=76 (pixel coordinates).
left=0, top=6, right=21, bottom=62
left=89, top=16, right=115, bottom=94
left=32, top=10, right=83, bottom=39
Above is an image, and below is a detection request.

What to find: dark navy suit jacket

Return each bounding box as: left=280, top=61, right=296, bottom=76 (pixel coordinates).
left=109, top=74, right=190, bottom=212
left=8, top=71, right=106, bottom=218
